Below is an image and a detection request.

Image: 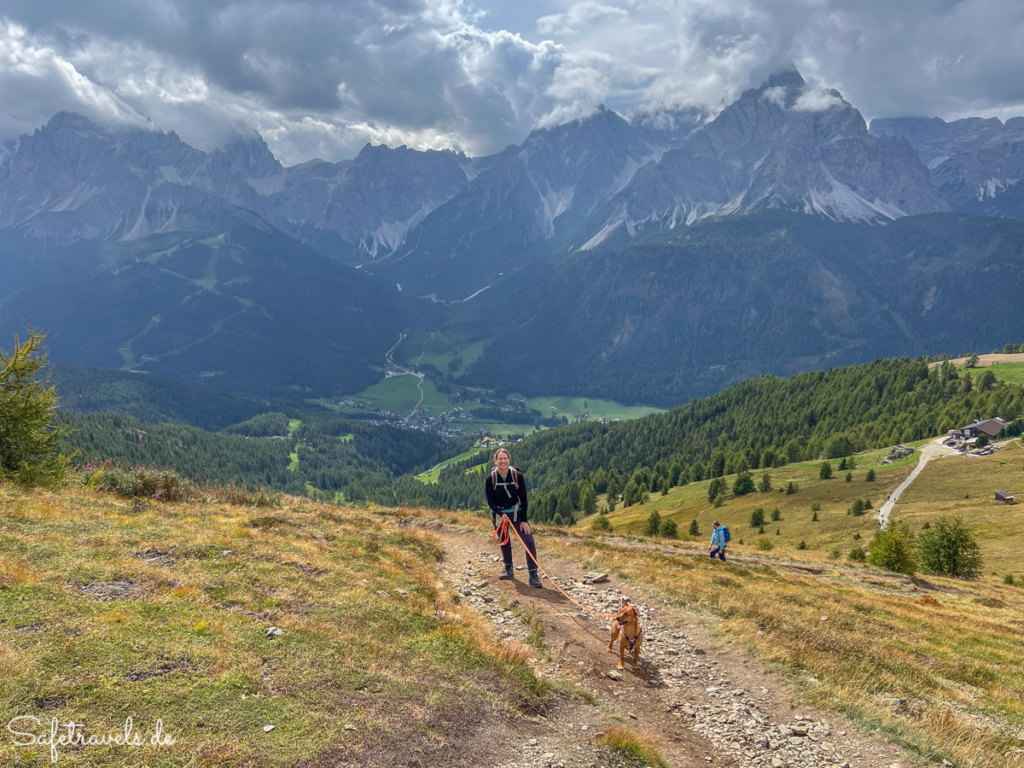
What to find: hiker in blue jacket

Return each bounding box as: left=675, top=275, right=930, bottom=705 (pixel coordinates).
left=709, top=520, right=727, bottom=561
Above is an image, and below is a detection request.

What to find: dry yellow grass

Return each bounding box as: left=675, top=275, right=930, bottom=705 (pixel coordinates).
left=0, top=486, right=548, bottom=767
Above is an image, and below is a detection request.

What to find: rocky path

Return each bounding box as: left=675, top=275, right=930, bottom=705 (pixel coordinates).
left=432, top=526, right=911, bottom=768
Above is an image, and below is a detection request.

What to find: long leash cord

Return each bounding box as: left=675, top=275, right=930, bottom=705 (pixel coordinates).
left=493, top=517, right=619, bottom=620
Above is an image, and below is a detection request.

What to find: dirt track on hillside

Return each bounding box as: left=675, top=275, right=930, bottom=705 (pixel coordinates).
left=424, top=524, right=911, bottom=768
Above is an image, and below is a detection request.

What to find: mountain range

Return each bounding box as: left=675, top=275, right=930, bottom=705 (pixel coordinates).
left=2, top=69, right=1024, bottom=403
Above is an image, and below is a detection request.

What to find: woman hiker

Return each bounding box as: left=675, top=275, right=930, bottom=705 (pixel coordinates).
left=486, top=448, right=543, bottom=588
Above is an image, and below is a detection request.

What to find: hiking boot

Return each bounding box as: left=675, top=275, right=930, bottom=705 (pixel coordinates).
left=498, top=566, right=515, bottom=580
left=528, top=572, right=543, bottom=589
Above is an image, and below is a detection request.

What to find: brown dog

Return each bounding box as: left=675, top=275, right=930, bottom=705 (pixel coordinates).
left=607, top=598, right=643, bottom=670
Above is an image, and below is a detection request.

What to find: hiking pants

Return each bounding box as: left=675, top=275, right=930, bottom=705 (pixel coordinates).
left=709, top=546, right=726, bottom=561
left=493, top=512, right=538, bottom=574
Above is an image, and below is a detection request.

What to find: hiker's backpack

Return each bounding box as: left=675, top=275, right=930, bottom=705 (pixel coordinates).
left=722, top=526, right=731, bottom=543
left=490, top=465, right=520, bottom=498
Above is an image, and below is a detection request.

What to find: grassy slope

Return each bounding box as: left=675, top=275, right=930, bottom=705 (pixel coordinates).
left=553, top=436, right=1024, bottom=766
left=0, top=486, right=546, bottom=767
left=583, top=441, right=928, bottom=558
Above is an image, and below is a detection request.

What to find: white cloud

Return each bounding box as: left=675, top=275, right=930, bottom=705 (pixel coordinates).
left=793, top=87, right=843, bottom=111
left=0, top=0, right=1023, bottom=161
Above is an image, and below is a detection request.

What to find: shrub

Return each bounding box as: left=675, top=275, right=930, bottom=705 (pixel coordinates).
left=591, top=515, right=612, bottom=532
left=733, top=472, right=755, bottom=496
left=828, top=548, right=841, bottom=560
left=796, top=540, right=808, bottom=550
left=1003, top=574, right=1015, bottom=586
left=713, top=494, right=725, bottom=507
left=917, top=517, right=983, bottom=579
left=758, top=472, right=772, bottom=493
left=848, top=548, right=866, bottom=562
left=845, top=472, right=852, bottom=482
left=643, top=510, right=662, bottom=536
left=659, top=519, right=678, bottom=539
left=758, top=524, right=765, bottom=534
left=868, top=519, right=918, bottom=575
left=866, top=469, right=876, bottom=482
left=811, top=500, right=822, bottom=512
left=750, top=507, right=765, bottom=527
left=976, top=434, right=990, bottom=448
left=771, top=507, right=781, bottom=521
left=0, top=331, right=71, bottom=487
left=82, top=462, right=198, bottom=502
left=688, top=519, right=700, bottom=537
left=848, top=498, right=867, bottom=516
left=853, top=532, right=862, bottom=540
left=707, top=477, right=726, bottom=504
left=785, top=481, right=797, bottom=495
left=819, top=461, right=833, bottom=480
left=756, top=538, right=774, bottom=551
left=812, top=512, right=819, bottom=522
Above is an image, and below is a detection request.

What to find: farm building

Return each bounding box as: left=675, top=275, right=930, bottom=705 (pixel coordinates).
left=961, top=418, right=1009, bottom=439
left=996, top=491, right=1015, bottom=504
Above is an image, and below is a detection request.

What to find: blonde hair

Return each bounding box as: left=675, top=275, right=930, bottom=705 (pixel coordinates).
left=493, top=448, right=511, bottom=463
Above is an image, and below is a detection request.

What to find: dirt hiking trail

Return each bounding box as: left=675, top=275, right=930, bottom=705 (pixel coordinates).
left=425, top=523, right=911, bottom=768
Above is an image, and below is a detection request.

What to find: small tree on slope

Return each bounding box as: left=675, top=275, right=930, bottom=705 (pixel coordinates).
left=0, top=331, right=70, bottom=487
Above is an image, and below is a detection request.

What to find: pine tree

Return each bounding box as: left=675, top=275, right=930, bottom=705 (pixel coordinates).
left=0, top=331, right=70, bottom=487
left=643, top=510, right=662, bottom=536
left=688, top=519, right=700, bottom=537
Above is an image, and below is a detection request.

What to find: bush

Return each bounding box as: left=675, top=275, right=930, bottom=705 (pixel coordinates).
left=1003, top=574, right=1015, bottom=586
left=643, top=510, right=662, bottom=536
left=976, top=434, right=990, bottom=448
left=810, top=500, right=822, bottom=512
left=828, top=548, right=841, bottom=560
left=81, top=462, right=198, bottom=502
left=845, top=472, right=852, bottom=482
left=758, top=472, right=772, bottom=493
left=591, top=515, right=612, bottom=532
left=917, top=517, right=983, bottom=579
left=848, top=498, right=867, bottom=516
left=733, top=472, right=755, bottom=496
left=0, top=331, right=71, bottom=487
left=866, top=469, right=876, bottom=482
left=750, top=507, right=765, bottom=527
left=707, top=477, right=726, bottom=504
left=796, top=540, right=808, bottom=550
left=659, top=519, right=678, bottom=539
left=868, top=519, right=917, bottom=575
left=771, top=507, right=781, bottom=521
left=688, top=519, right=700, bottom=537
left=819, top=461, right=833, bottom=480
left=785, top=481, right=797, bottom=495
left=713, top=494, right=725, bottom=507
left=756, top=537, right=774, bottom=551
left=849, top=547, right=866, bottom=562
left=812, top=512, right=819, bottom=522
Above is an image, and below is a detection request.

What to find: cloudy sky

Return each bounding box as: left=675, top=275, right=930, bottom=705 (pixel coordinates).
left=1, top=0, right=1022, bottom=164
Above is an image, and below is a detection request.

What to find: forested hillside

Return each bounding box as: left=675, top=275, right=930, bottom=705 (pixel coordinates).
left=52, top=364, right=277, bottom=430
left=61, top=410, right=464, bottom=500
left=461, top=211, right=1024, bottom=404
left=378, top=357, right=1024, bottom=519
left=58, top=356, right=1024, bottom=520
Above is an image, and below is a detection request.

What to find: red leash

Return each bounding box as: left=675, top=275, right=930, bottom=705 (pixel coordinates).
left=493, top=517, right=618, bottom=619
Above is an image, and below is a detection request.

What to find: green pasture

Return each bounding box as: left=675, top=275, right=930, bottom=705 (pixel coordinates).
left=416, top=340, right=486, bottom=377
left=348, top=375, right=450, bottom=417
left=416, top=448, right=488, bottom=483
left=963, top=361, right=1024, bottom=385
left=520, top=395, right=663, bottom=421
